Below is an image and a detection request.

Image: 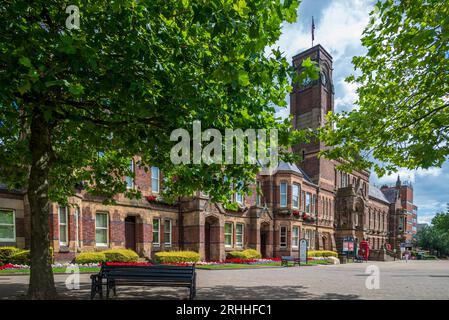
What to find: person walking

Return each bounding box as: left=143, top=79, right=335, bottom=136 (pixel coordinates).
left=404, top=250, right=410, bottom=262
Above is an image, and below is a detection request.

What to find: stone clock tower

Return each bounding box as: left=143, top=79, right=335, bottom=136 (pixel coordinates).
left=290, top=44, right=335, bottom=191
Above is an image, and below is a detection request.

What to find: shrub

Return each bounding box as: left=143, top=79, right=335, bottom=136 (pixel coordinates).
left=422, top=254, right=438, bottom=260
left=103, top=249, right=139, bottom=262
left=227, top=251, right=248, bottom=259
left=0, top=247, right=21, bottom=264
left=242, top=249, right=262, bottom=259
left=9, top=250, right=30, bottom=265
left=227, top=249, right=262, bottom=260
left=75, top=252, right=106, bottom=264
left=154, top=251, right=200, bottom=263
left=7, top=247, right=53, bottom=265
left=307, top=250, right=338, bottom=258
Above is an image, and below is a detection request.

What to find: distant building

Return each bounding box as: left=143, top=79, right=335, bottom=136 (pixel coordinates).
left=381, top=176, right=418, bottom=247
left=417, top=223, right=428, bottom=232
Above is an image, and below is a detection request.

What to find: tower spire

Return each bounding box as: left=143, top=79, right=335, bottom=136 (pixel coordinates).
left=396, top=175, right=401, bottom=188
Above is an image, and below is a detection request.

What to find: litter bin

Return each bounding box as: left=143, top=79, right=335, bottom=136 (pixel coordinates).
left=338, top=254, right=347, bottom=264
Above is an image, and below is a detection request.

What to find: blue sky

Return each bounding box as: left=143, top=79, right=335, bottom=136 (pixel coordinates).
left=274, top=0, right=448, bottom=224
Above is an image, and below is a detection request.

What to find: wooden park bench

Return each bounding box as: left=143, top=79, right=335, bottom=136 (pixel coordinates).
left=281, top=256, right=300, bottom=267
left=90, top=263, right=197, bottom=300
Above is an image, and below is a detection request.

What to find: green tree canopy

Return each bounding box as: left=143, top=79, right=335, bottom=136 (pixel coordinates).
left=0, top=0, right=313, bottom=298
left=320, top=0, right=449, bottom=176
left=417, top=207, right=449, bottom=257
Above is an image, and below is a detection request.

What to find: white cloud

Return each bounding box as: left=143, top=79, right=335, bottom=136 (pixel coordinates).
left=334, top=79, right=359, bottom=112
left=374, top=167, right=443, bottom=185
left=313, top=0, right=372, bottom=61
left=418, top=215, right=434, bottom=224
left=276, top=0, right=372, bottom=61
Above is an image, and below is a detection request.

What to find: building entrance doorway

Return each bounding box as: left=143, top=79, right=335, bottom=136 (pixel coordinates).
left=205, top=216, right=220, bottom=261
left=260, top=223, right=270, bottom=258
left=125, top=216, right=136, bottom=251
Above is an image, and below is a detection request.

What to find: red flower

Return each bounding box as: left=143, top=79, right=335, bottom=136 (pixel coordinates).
left=105, top=262, right=153, bottom=266
left=146, top=195, right=157, bottom=202
left=292, top=210, right=300, bottom=216
left=0, top=263, right=18, bottom=270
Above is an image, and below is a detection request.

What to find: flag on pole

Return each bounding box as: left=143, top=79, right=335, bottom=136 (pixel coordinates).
left=312, top=16, right=315, bottom=46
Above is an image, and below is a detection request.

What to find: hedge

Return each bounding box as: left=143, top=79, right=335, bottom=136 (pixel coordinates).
left=154, top=251, right=200, bottom=263
left=307, top=250, right=338, bottom=258
left=227, top=249, right=262, bottom=260
left=0, top=247, right=21, bottom=264
left=74, top=252, right=106, bottom=264
left=103, top=249, right=139, bottom=262
left=4, top=247, right=54, bottom=265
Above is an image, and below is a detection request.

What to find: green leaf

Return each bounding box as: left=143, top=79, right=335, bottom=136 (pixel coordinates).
left=19, top=57, right=31, bottom=68
left=238, top=70, right=250, bottom=86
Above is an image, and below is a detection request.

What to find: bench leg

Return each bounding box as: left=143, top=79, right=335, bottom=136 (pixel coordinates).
left=90, top=276, right=102, bottom=300
left=106, top=280, right=111, bottom=299
left=90, top=279, right=96, bottom=300
left=189, top=286, right=196, bottom=300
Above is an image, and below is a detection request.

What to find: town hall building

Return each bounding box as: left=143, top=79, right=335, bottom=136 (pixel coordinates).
left=0, top=45, right=417, bottom=262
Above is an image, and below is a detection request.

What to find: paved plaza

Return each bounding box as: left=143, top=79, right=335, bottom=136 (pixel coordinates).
left=0, top=260, right=448, bottom=300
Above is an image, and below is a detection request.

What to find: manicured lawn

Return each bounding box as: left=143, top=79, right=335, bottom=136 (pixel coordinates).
left=196, top=260, right=329, bottom=270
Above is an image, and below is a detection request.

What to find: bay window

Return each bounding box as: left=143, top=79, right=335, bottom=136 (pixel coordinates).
left=280, top=182, right=287, bottom=207
left=292, top=184, right=300, bottom=209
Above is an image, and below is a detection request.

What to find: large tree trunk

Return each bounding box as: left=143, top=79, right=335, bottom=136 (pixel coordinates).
left=27, top=107, right=57, bottom=299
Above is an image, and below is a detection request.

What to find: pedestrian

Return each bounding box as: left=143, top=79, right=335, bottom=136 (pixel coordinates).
left=404, top=250, right=410, bottom=262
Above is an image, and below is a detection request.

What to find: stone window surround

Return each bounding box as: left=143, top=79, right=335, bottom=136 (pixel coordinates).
left=292, top=226, right=300, bottom=248
left=74, top=206, right=81, bottom=248
left=235, top=223, right=244, bottom=248
left=95, top=211, right=109, bottom=247
left=58, top=206, right=68, bottom=247
left=292, top=184, right=300, bottom=209
left=279, top=181, right=288, bottom=208
left=279, top=225, right=288, bottom=248
left=152, top=217, right=160, bottom=246
left=0, top=208, right=15, bottom=243
left=125, top=159, right=135, bottom=189
left=164, top=218, right=172, bottom=246
left=151, top=166, right=160, bottom=193
left=224, top=222, right=233, bottom=248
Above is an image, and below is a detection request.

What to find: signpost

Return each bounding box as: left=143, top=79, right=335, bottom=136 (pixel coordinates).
left=299, top=238, right=308, bottom=265
left=342, top=236, right=355, bottom=262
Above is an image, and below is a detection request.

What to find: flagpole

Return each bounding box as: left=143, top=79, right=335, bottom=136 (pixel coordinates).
left=311, top=16, right=315, bottom=47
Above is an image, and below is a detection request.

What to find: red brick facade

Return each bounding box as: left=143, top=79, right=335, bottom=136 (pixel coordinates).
left=0, top=45, right=416, bottom=261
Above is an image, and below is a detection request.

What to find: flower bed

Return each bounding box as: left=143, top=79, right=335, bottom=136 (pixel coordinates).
left=105, top=262, right=153, bottom=267
left=0, top=263, right=26, bottom=271
left=160, top=257, right=282, bottom=267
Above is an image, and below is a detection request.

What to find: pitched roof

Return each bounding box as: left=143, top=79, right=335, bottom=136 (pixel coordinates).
left=381, top=188, right=399, bottom=203
left=369, top=184, right=390, bottom=203
left=274, top=162, right=315, bottom=185
left=275, top=162, right=303, bottom=175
